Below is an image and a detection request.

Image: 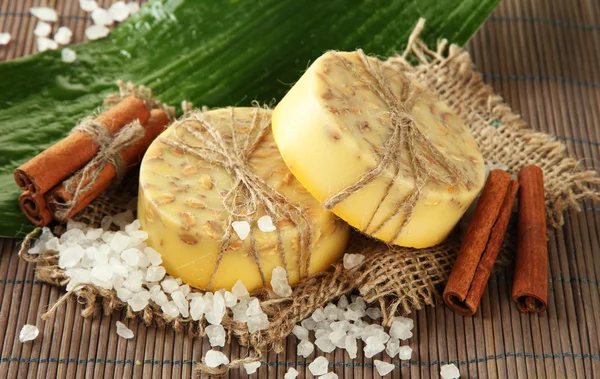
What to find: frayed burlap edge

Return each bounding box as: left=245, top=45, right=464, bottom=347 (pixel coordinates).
left=17, top=19, right=600, bottom=377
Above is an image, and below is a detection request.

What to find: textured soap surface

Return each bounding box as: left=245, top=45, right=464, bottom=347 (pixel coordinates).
left=138, top=108, right=349, bottom=291
left=272, top=51, right=485, bottom=248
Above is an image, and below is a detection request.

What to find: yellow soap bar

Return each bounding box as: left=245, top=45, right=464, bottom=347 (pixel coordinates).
left=138, top=108, right=349, bottom=291
left=272, top=51, right=485, bottom=248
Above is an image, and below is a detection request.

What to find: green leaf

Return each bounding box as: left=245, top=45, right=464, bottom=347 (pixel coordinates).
left=0, top=0, right=498, bottom=237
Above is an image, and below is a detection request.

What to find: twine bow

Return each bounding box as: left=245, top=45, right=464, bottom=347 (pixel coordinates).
left=323, top=50, right=473, bottom=242
left=160, top=107, right=313, bottom=289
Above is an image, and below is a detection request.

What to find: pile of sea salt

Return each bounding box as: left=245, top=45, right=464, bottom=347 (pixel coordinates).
left=29, top=214, right=460, bottom=377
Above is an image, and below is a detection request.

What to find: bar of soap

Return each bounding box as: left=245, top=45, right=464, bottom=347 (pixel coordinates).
left=272, top=51, right=485, bottom=248
left=138, top=108, right=349, bottom=291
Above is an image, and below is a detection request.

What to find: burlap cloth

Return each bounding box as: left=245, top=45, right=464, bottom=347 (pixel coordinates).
left=18, top=21, right=600, bottom=376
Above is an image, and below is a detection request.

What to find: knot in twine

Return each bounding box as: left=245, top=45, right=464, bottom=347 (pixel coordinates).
left=323, top=49, right=473, bottom=242
left=54, top=119, right=145, bottom=220
left=159, top=107, right=313, bottom=289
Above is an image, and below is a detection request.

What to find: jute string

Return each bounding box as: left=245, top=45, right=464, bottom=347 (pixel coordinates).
left=159, top=107, right=313, bottom=289
left=17, top=19, right=600, bottom=377
left=324, top=50, right=473, bottom=241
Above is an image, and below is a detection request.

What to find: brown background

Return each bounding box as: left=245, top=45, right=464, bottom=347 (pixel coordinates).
left=1, top=0, right=599, bottom=378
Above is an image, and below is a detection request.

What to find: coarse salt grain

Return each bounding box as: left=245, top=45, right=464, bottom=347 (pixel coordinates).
left=232, top=279, right=249, bottom=299
left=30, top=7, right=58, bottom=22
left=126, top=2, right=140, bottom=14
left=243, top=361, right=261, bottom=374
left=54, top=26, right=73, bottom=45
left=320, top=373, right=338, bottom=379
left=297, top=339, right=314, bottom=358
left=0, top=32, right=11, bottom=45
left=308, top=356, right=329, bottom=376
left=257, top=215, right=276, bottom=232
left=231, top=221, right=251, bottom=240
left=91, top=8, right=113, bottom=26
left=284, top=367, right=299, bottom=379
left=108, top=1, right=130, bottom=22
left=270, top=266, right=292, bottom=297
left=116, top=321, right=134, bottom=339
left=206, top=324, right=226, bottom=347
left=79, top=0, right=99, bottom=12
left=374, top=360, right=395, bottom=376
left=343, top=253, right=364, bottom=269
left=440, top=364, right=461, bottom=378
left=85, top=24, right=110, bottom=40
left=33, top=21, right=52, bottom=37
left=204, top=350, right=229, bottom=368
left=398, top=345, right=412, bottom=360
left=19, top=324, right=39, bottom=342
left=37, top=37, right=58, bottom=52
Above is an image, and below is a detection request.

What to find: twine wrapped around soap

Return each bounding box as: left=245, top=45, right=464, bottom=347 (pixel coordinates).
left=160, top=107, right=313, bottom=289
left=323, top=50, right=473, bottom=242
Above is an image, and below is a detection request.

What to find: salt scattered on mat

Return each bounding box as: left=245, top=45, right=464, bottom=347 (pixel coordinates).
left=54, top=27, right=73, bottom=45
left=19, top=325, right=39, bottom=342
left=204, top=350, right=229, bottom=368
left=343, top=253, right=364, bottom=269
left=231, top=221, right=251, bottom=240
left=440, top=363, right=461, bottom=378
left=292, top=325, right=309, bottom=340
left=297, top=339, right=314, bottom=358
left=37, top=37, right=58, bottom=52
left=0, top=33, right=11, bottom=45
left=108, top=1, right=130, bottom=22
left=243, top=361, right=261, bottom=374
left=270, top=266, right=292, bottom=297
left=257, top=215, right=276, bottom=232
left=91, top=8, right=113, bottom=26
left=308, top=356, right=329, bottom=376
left=30, top=7, right=58, bottom=22
left=232, top=279, right=249, bottom=299
left=374, top=360, right=395, bottom=376
left=126, top=2, right=140, bottom=14
left=116, top=321, right=134, bottom=339
left=206, top=325, right=226, bottom=347
left=79, top=0, right=99, bottom=12
left=320, top=373, right=338, bottom=379
left=284, top=367, right=299, bottom=379
left=33, top=21, right=52, bottom=37
left=385, top=338, right=400, bottom=358
left=398, top=345, right=412, bottom=360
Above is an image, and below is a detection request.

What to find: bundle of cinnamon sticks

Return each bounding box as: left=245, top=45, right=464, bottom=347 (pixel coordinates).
left=14, top=96, right=171, bottom=226
left=443, top=165, right=548, bottom=316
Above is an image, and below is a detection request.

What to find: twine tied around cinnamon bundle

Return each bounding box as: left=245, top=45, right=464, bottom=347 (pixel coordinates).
left=323, top=49, right=473, bottom=242
left=160, top=107, right=314, bottom=289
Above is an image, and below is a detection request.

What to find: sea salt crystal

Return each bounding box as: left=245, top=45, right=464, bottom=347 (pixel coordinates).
left=91, top=8, right=113, bottom=26
left=270, top=266, right=292, bottom=297
left=315, top=336, right=335, bottom=353
left=59, top=245, right=85, bottom=268
left=308, top=356, right=329, bottom=376
left=223, top=291, right=237, bottom=307
left=204, top=350, right=229, bottom=368
left=247, top=313, right=269, bottom=333
left=393, top=315, right=414, bottom=330
left=385, top=338, right=400, bottom=358
left=151, top=289, right=168, bottom=307
left=33, top=21, right=52, bottom=37
left=143, top=247, right=162, bottom=266
left=19, top=324, right=39, bottom=342
left=301, top=317, right=318, bottom=331
left=345, top=335, right=357, bottom=359
left=337, top=295, right=349, bottom=309
left=245, top=298, right=262, bottom=317
left=243, top=361, right=261, bottom=375
left=315, top=328, right=331, bottom=339
left=206, top=292, right=226, bottom=325
left=292, top=325, right=309, bottom=340
left=0, top=33, right=11, bottom=45
left=374, top=360, right=395, bottom=376
left=128, top=290, right=151, bottom=311
left=398, top=345, right=412, bottom=360
left=389, top=318, right=413, bottom=340
left=126, top=2, right=140, bottom=14
left=171, top=290, right=189, bottom=317
left=329, top=329, right=346, bottom=348
left=297, top=339, right=314, bottom=358
left=86, top=228, right=103, bottom=240
left=37, top=37, right=58, bottom=52
left=117, top=287, right=134, bottom=302
left=440, top=364, right=461, bottom=379
left=161, top=277, right=179, bottom=293
left=79, top=0, right=99, bottom=12
left=108, top=1, right=130, bottom=22
left=116, top=321, right=134, bottom=339
left=65, top=268, right=91, bottom=291
left=284, top=367, right=299, bottom=379
left=364, top=336, right=386, bottom=358
left=190, top=296, right=205, bottom=321
left=324, top=303, right=339, bottom=321
left=232, top=280, right=249, bottom=299
left=232, top=301, right=249, bottom=322
left=232, top=221, right=251, bottom=240
left=311, top=307, right=326, bottom=322
left=161, top=301, right=180, bottom=318
left=348, top=319, right=366, bottom=338
left=343, top=253, right=364, bottom=270
left=123, top=270, right=143, bottom=292
left=320, top=373, right=338, bottom=379
left=206, top=324, right=226, bottom=347
left=84, top=23, right=110, bottom=40
left=145, top=266, right=165, bottom=282
left=54, top=26, right=72, bottom=45
left=366, top=307, right=382, bottom=320
left=109, top=232, right=131, bottom=253
left=113, top=211, right=135, bottom=229
left=343, top=308, right=362, bottom=322
left=175, top=278, right=183, bottom=285
left=257, top=215, right=276, bottom=232
left=121, top=248, right=140, bottom=266
left=30, top=7, right=58, bottom=22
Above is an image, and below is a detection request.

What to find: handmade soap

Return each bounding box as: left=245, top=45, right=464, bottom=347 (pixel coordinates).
left=138, top=108, right=349, bottom=291
left=272, top=51, right=485, bottom=248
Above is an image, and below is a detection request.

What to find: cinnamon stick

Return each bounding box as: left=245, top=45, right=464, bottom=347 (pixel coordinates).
left=18, top=191, right=53, bottom=227
left=512, top=165, right=548, bottom=313
left=443, top=169, right=516, bottom=316
left=14, top=96, right=151, bottom=195
left=46, top=109, right=170, bottom=221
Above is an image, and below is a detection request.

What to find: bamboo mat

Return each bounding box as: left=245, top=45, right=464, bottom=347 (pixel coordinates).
left=1, top=0, right=599, bottom=378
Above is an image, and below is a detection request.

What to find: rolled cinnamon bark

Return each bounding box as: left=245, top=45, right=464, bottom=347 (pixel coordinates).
left=512, top=165, right=548, bottom=313
left=19, top=191, right=53, bottom=227
left=46, top=109, right=170, bottom=221
left=443, top=169, right=514, bottom=316
left=14, top=96, right=151, bottom=195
